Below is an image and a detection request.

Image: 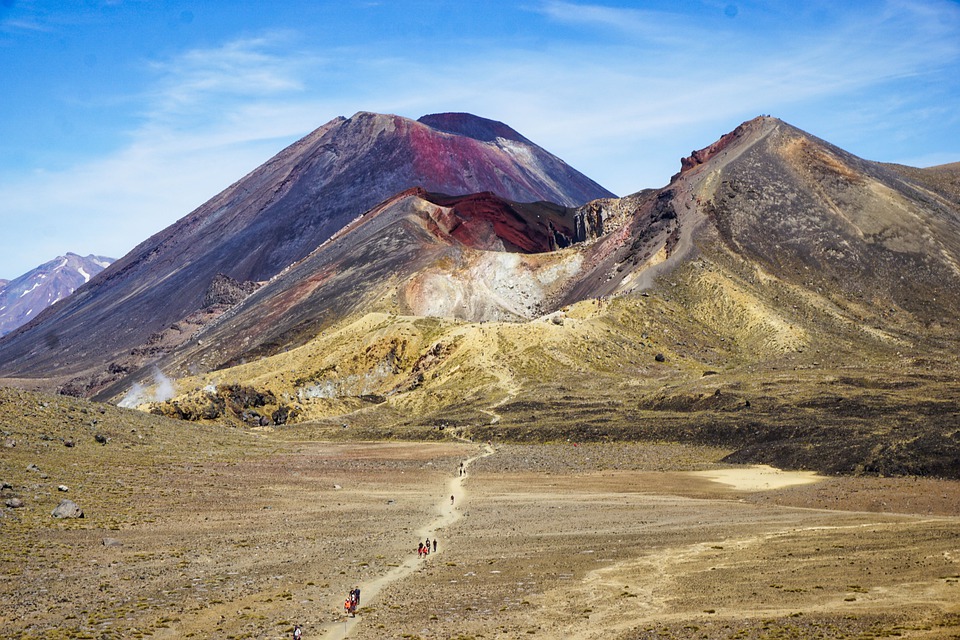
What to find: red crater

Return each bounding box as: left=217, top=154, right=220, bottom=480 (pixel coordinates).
left=421, top=191, right=576, bottom=253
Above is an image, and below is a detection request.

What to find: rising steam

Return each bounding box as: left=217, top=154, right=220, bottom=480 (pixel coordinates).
left=118, top=367, right=177, bottom=408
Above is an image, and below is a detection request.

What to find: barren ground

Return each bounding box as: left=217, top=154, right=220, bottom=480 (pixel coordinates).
left=3, top=406, right=959, bottom=640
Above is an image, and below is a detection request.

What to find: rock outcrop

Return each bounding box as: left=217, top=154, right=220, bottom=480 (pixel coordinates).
left=51, top=499, right=84, bottom=519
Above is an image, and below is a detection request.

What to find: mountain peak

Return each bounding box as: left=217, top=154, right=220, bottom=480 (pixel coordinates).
left=417, top=112, right=531, bottom=145
left=0, top=253, right=114, bottom=337
left=672, top=115, right=779, bottom=180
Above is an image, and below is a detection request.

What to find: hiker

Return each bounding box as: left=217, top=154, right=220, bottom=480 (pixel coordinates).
left=353, top=586, right=361, bottom=606
left=432, top=539, right=437, bottom=553
left=293, top=624, right=302, bottom=640
left=450, top=494, right=455, bottom=505
left=418, top=542, right=424, bottom=558
left=424, top=537, right=431, bottom=554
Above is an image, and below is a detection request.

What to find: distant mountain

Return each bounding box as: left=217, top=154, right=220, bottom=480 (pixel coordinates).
left=0, top=111, right=613, bottom=394
left=0, top=253, right=113, bottom=336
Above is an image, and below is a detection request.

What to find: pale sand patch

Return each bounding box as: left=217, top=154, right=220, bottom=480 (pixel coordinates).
left=689, top=464, right=822, bottom=491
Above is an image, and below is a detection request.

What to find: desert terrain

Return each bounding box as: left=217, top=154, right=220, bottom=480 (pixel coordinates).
left=2, top=387, right=959, bottom=640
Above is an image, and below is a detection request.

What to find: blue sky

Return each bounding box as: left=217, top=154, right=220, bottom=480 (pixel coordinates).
left=1, top=0, right=959, bottom=279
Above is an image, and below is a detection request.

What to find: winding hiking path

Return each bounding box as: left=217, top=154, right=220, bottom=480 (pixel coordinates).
left=322, top=441, right=495, bottom=640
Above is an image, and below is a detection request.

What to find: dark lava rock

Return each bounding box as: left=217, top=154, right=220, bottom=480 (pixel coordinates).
left=202, top=273, right=261, bottom=308
left=655, top=353, right=666, bottom=362
left=51, top=499, right=84, bottom=519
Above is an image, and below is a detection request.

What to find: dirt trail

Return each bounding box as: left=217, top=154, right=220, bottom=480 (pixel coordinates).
left=321, top=443, right=495, bottom=639
left=619, top=117, right=776, bottom=295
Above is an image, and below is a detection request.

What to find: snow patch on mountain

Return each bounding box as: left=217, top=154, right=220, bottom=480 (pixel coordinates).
left=0, top=253, right=114, bottom=336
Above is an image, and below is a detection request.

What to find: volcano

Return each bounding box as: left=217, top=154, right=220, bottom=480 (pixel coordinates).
left=126, top=116, right=960, bottom=478
left=0, top=112, right=613, bottom=394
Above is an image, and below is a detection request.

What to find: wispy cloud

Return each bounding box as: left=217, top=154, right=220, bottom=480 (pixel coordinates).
left=493, top=0, right=960, bottom=182
left=142, top=32, right=310, bottom=124
left=1, top=18, right=51, bottom=33
left=0, top=0, right=52, bottom=36
left=0, top=34, right=340, bottom=275
left=536, top=0, right=707, bottom=46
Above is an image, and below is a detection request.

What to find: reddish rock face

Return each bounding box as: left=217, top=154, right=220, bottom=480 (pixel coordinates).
left=421, top=191, right=576, bottom=253
left=674, top=117, right=764, bottom=178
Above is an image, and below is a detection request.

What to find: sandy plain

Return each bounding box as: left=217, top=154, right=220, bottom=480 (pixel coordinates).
left=3, top=429, right=960, bottom=640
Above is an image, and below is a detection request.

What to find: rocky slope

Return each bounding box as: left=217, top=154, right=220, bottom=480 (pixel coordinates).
left=140, top=116, right=960, bottom=477
left=883, top=160, right=960, bottom=209
left=0, top=253, right=113, bottom=336
left=2, top=113, right=959, bottom=477
left=0, top=112, right=613, bottom=394
left=94, top=187, right=622, bottom=403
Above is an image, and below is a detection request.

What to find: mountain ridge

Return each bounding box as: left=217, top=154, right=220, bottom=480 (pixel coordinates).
left=0, top=253, right=113, bottom=337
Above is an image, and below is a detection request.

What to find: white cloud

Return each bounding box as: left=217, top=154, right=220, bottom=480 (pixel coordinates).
left=537, top=0, right=706, bottom=46
left=141, top=32, right=312, bottom=125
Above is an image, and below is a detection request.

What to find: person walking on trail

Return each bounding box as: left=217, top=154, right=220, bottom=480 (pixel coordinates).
left=451, top=494, right=455, bottom=505
left=424, top=537, right=431, bottom=554
left=418, top=542, right=424, bottom=558
left=293, top=624, right=302, bottom=639
left=432, top=539, right=437, bottom=553
left=354, top=587, right=361, bottom=606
